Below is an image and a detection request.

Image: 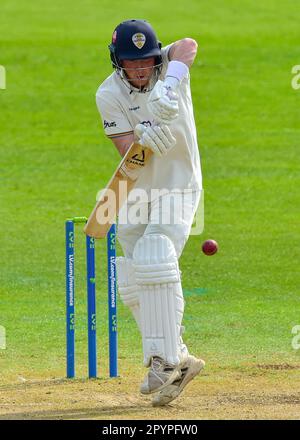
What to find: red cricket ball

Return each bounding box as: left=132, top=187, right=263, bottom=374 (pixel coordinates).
left=202, top=239, right=218, bottom=256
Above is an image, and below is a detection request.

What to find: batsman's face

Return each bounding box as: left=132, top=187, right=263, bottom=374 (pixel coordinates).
left=122, top=57, right=156, bottom=88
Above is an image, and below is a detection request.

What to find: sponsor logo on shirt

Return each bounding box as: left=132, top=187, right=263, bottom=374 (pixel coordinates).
left=129, top=106, right=140, bottom=111
left=141, top=120, right=152, bottom=127
left=104, top=120, right=117, bottom=129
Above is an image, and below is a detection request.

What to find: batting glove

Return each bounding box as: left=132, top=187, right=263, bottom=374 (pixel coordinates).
left=134, top=123, right=176, bottom=157
left=147, top=80, right=179, bottom=125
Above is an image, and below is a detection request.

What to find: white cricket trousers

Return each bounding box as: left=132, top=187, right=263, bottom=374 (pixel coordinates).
left=117, top=190, right=201, bottom=258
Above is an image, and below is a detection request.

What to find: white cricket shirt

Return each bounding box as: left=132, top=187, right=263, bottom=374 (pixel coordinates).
left=96, top=45, right=202, bottom=197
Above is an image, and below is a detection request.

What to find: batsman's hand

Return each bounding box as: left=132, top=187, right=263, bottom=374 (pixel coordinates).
left=147, top=79, right=179, bottom=125
left=134, top=123, right=176, bottom=157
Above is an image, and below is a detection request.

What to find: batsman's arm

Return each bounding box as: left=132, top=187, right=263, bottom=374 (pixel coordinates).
left=147, top=39, right=197, bottom=124
left=111, top=133, right=134, bottom=157
left=84, top=140, right=152, bottom=239
left=168, top=38, right=198, bottom=67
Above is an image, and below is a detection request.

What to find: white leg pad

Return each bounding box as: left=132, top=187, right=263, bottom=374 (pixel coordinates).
left=116, top=257, right=141, bottom=331
left=133, top=234, right=188, bottom=366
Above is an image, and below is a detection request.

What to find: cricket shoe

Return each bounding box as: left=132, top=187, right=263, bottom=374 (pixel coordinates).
left=151, top=355, right=205, bottom=406
left=140, top=356, right=182, bottom=395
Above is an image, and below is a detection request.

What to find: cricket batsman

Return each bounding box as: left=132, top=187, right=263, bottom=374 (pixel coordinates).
left=95, top=19, right=205, bottom=406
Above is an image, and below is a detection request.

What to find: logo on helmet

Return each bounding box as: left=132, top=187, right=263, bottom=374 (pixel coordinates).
left=132, top=33, right=146, bottom=49
left=112, top=31, right=117, bottom=44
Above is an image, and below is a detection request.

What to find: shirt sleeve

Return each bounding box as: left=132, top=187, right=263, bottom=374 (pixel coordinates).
left=160, top=44, right=173, bottom=77
left=161, top=44, right=173, bottom=64
left=96, top=91, right=134, bottom=139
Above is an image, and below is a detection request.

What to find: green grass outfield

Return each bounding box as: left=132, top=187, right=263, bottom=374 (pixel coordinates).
left=0, top=0, right=299, bottom=383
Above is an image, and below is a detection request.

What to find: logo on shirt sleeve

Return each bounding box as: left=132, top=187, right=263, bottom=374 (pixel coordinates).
left=104, top=120, right=117, bottom=129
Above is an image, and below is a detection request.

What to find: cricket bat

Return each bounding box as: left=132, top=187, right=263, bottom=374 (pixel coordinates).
left=84, top=142, right=152, bottom=239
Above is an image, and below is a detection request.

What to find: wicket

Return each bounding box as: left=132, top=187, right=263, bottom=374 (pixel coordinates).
left=65, top=217, right=118, bottom=379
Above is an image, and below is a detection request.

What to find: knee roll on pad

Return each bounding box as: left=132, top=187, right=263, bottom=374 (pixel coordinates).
left=133, top=234, right=181, bottom=285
